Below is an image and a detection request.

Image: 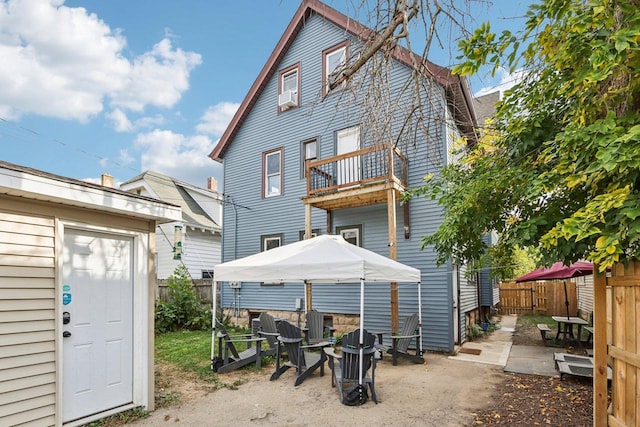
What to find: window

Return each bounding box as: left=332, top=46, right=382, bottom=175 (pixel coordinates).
left=323, top=41, right=348, bottom=94
left=336, top=126, right=360, bottom=185
left=299, top=229, right=320, bottom=240
left=202, top=270, right=214, bottom=279
left=278, top=64, right=300, bottom=111
left=261, top=233, right=283, bottom=251
left=261, top=234, right=284, bottom=285
left=336, top=225, right=362, bottom=246
left=301, top=138, right=317, bottom=178
left=263, top=148, right=283, bottom=197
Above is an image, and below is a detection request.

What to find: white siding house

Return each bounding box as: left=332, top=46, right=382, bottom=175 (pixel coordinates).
left=0, top=161, right=180, bottom=426
left=120, top=171, right=223, bottom=279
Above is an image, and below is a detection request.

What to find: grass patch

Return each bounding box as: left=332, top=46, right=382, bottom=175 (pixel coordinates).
left=155, top=327, right=273, bottom=382
left=516, top=313, right=556, bottom=327
left=156, top=330, right=214, bottom=380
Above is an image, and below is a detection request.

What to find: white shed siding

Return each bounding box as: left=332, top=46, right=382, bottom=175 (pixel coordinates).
left=0, top=210, right=56, bottom=427
left=576, top=274, right=594, bottom=318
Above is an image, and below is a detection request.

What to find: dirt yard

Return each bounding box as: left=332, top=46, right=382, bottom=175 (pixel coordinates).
left=135, top=353, right=504, bottom=427
left=129, top=317, right=594, bottom=427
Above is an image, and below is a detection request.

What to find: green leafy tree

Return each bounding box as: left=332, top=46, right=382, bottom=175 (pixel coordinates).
left=409, top=0, right=640, bottom=273
left=155, top=266, right=211, bottom=333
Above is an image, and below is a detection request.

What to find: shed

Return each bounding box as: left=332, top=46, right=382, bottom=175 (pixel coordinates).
left=0, top=161, right=181, bottom=426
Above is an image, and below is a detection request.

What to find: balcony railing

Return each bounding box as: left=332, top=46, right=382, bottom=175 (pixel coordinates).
left=306, top=144, right=408, bottom=197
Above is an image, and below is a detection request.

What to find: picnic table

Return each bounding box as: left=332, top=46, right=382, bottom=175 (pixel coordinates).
left=552, top=316, right=588, bottom=346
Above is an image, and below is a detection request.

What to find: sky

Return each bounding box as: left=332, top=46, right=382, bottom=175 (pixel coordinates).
left=0, top=0, right=533, bottom=190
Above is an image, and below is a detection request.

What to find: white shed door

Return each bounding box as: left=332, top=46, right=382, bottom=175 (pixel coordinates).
left=62, top=229, right=133, bottom=422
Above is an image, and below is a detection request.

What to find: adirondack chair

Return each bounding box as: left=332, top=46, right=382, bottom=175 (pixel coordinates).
left=257, top=312, right=279, bottom=356
left=325, top=328, right=378, bottom=405
left=304, top=310, right=335, bottom=345
left=270, top=320, right=327, bottom=386
left=213, top=320, right=265, bottom=374
left=376, top=313, right=424, bottom=366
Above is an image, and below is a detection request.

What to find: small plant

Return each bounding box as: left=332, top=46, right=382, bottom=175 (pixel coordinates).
left=155, top=266, right=212, bottom=333
left=155, top=390, right=182, bottom=408
left=333, top=332, right=344, bottom=345
left=468, top=323, right=485, bottom=340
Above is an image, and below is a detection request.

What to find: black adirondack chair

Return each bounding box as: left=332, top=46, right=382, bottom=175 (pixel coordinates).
left=257, top=312, right=279, bottom=356
left=325, top=328, right=378, bottom=405
left=376, top=313, right=424, bottom=366
left=270, top=320, right=327, bottom=386
left=304, top=310, right=335, bottom=345
left=212, top=320, right=265, bottom=374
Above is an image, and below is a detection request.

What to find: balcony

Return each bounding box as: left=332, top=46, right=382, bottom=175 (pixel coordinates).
left=303, top=144, right=408, bottom=211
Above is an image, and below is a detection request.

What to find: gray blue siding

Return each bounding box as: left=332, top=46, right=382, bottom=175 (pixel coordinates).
left=479, top=232, right=499, bottom=307
left=220, top=11, right=461, bottom=352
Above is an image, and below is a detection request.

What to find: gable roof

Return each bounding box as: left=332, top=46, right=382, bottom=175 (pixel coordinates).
left=474, top=90, right=500, bottom=125
left=121, top=170, right=221, bottom=232
left=209, top=0, right=478, bottom=161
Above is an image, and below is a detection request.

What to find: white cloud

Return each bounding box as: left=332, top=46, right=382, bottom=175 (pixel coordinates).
left=475, top=67, right=526, bottom=97
left=196, top=102, right=240, bottom=137
left=106, top=108, right=133, bottom=132
left=0, top=0, right=201, bottom=121
left=97, top=148, right=133, bottom=170
left=107, top=108, right=165, bottom=133
left=110, top=38, right=201, bottom=112
left=118, top=148, right=135, bottom=166
left=133, top=129, right=220, bottom=187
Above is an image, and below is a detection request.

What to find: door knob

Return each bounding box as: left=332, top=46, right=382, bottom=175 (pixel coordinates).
left=63, top=331, right=71, bottom=338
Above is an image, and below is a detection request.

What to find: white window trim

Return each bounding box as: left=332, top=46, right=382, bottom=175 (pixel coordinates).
left=323, top=42, right=348, bottom=95
left=279, top=64, right=300, bottom=111
left=263, top=149, right=283, bottom=198
left=336, top=224, right=362, bottom=247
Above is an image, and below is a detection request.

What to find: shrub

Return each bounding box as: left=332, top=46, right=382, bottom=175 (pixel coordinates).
left=155, top=266, right=212, bottom=333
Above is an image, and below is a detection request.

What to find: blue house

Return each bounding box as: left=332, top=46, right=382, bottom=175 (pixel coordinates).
left=210, top=0, right=494, bottom=351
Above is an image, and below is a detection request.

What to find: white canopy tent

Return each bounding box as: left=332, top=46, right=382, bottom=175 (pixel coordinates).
left=212, top=234, right=422, bottom=387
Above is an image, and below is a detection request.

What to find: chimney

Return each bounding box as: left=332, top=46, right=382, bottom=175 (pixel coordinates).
left=101, top=173, right=114, bottom=188
left=207, top=177, right=218, bottom=192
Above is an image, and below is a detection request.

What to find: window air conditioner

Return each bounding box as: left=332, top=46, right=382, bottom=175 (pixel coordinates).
left=278, top=90, right=298, bottom=109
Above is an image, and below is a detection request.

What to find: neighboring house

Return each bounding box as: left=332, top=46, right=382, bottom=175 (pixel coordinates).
left=120, top=171, right=223, bottom=280
left=576, top=274, right=594, bottom=320
left=473, top=92, right=503, bottom=317
left=209, top=0, right=491, bottom=351
left=0, top=161, right=181, bottom=426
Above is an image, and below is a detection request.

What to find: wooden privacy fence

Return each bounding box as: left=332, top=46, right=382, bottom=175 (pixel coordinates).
left=594, top=261, right=640, bottom=427
left=499, top=280, right=577, bottom=316
left=156, top=279, right=213, bottom=304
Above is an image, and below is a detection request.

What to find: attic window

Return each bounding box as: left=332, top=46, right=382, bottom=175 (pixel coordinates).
left=323, top=41, right=348, bottom=95
left=278, top=63, right=300, bottom=111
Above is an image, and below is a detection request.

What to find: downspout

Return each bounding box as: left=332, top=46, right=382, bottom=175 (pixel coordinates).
left=457, top=265, right=461, bottom=346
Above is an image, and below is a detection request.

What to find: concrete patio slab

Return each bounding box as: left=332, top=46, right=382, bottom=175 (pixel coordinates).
left=504, top=345, right=559, bottom=377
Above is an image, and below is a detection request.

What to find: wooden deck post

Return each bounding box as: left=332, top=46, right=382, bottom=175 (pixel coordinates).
left=304, top=204, right=313, bottom=312
left=387, top=188, right=399, bottom=333
left=593, top=264, right=607, bottom=427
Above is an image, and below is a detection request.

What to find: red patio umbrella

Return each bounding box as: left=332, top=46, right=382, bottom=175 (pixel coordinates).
left=515, top=261, right=593, bottom=318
